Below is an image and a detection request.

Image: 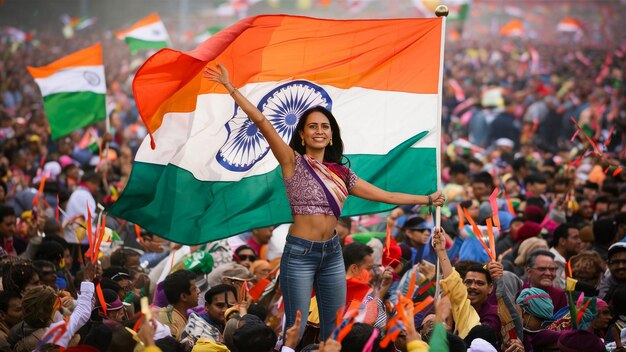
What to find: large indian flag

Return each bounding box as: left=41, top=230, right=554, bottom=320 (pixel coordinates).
left=27, top=43, right=106, bottom=139
left=116, top=13, right=169, bottom=53
left=109, top=15, right=445, bottom=245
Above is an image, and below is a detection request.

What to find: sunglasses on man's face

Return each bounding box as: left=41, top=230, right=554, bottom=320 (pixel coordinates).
left=238, top=254, right=257, bottom=261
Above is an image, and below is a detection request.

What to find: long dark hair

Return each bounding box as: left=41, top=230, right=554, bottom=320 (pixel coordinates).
left=289, top=106, right=345, bottom=165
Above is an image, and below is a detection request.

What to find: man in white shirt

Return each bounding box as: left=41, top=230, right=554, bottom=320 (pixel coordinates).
left=63, top=171, right=101, bottom=244
left=549, top=223, right=582, bottom=289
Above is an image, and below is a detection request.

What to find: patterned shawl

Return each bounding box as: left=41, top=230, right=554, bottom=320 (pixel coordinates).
left=302, top=154, right=349, bottom=218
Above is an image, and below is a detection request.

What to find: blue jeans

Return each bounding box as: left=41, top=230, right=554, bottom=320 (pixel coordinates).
left=280, top=234, right=346, bottom=341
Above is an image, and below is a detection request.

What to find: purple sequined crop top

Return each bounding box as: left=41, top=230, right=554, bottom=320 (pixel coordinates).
left=284, top=153, right=358, bottom=216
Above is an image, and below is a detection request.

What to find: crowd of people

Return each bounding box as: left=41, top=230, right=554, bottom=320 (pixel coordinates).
left=1, top=9, right=626, bottom=352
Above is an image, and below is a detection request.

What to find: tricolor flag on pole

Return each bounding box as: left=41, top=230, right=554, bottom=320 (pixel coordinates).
left=500, top=19, right=524, bottom=37
left=557, top=17, right=583, bottom=33
left=27, top=43, right=106, bottom=139
left=109, top=15, right=445, bottom=244
left=116, top=13, right=169, bottom=54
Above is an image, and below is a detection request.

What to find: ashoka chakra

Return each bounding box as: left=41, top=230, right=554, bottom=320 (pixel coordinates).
left=216, top=80, right=332, bottom=172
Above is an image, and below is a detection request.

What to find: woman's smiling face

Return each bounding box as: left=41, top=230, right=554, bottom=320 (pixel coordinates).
left=299, top=111, right=332, bottom=150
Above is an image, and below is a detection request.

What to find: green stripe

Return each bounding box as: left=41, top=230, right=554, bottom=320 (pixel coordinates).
left=42, top=92, right=106, bottom=140
left=124, top=37, right=168, bottom=54
left=109, top=133, right=437, bottom=245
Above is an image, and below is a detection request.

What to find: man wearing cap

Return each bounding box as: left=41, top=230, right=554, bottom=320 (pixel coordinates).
left=220, top=264, right=255, bottom=300
left=398, top=216, right=433, bottom=267
left=599, top=242, right=626, bottom=303
left=91, top=288, right=128, bottom=323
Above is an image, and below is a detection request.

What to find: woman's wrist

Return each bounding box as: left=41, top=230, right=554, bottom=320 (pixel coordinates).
left=224, top=82, right=235, bottom=94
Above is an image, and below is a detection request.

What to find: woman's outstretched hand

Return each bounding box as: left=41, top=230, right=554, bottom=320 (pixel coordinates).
left=204, top=63, right=232, bottom=88
left=429, top=190, right=445, bottom=207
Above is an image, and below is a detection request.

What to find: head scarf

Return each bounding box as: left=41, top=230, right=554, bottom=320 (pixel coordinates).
left=596, top=298, right=608, bottom=311
left=516, top=287, right=554, bottom=321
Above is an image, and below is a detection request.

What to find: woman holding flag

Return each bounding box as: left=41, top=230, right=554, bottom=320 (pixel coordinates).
left=206, top=64, right=444, bottom=342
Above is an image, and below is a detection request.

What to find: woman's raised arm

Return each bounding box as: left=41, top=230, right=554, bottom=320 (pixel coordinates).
left=205, top=64, right=295, bottom=174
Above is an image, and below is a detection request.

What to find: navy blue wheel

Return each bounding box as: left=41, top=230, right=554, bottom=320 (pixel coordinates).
left=217, top=80, right=332, bottom=172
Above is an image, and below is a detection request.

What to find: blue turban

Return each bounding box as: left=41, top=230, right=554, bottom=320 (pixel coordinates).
left=516, top=287, right=554, bottom=321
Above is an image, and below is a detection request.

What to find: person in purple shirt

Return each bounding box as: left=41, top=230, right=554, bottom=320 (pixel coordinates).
left=521, top=249, right=568, bottom=314
left=462, top=264, right=502, bottom=340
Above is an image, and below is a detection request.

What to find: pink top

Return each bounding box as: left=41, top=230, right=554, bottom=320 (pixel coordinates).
left=284, top=153, right=358, bottom=216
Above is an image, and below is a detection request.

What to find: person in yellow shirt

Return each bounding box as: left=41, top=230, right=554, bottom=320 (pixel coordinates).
left=432, top=227, right=481, bottom=339
left=156, top=270, right=199, bottom=340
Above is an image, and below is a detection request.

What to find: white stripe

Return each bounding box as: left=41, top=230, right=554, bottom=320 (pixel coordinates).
left=135, top=83, right=438, bottom=182
left=122, top=21, right=169, bottom=42
left=34, top=66, right=105, bottom=96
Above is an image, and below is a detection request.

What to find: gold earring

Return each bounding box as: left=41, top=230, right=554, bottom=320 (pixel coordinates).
left=329, top=139, right=333, bottom=146
left=301, top=140, right=305, bottom=146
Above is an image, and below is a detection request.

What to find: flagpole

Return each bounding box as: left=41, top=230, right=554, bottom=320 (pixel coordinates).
left=434, top=5, right=448, bottom=300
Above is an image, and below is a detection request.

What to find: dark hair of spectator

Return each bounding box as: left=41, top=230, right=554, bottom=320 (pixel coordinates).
left=464, top=264, right=492, bottom=285
left=0, top=290, right=20, bottom=314
left=204, top=283, right=237, bottom=305
left=551, top=223, right=577, bottom=248
left=337, top=323, right=382, bottom=352
left=450, top=162, right=469, bottom=175
left=342, top=242, right=374, bottom=271
left=464, top=325, right=499, bottom=351
left=2, top=262, right=38, bottom=294
left=162, top=269, right=196, bottom=305
left=454, top=260, right=482, bottom=279
left=0, top=205, right=15, bottom=221
left=110, top=248, right=141, bottom=268
left=471, top=171, right=494, bottom=187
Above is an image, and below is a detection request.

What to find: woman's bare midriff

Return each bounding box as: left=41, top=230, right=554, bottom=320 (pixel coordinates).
left=289, top=214, right=338, bottom=241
